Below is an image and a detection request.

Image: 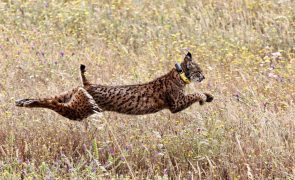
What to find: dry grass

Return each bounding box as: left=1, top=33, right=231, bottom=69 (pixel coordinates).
left=0, top=0, right=294, bottom=179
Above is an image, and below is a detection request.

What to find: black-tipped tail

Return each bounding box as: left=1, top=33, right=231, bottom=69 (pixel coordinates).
left=80, top=64, right=91, bottom=86
left=80, top=64, right=86, bottom=72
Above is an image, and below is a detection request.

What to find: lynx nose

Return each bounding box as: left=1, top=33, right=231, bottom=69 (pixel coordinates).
left=200, top=75, right=205, bottom=81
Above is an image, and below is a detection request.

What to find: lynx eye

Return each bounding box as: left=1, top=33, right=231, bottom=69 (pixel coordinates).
left=186, top=63, right=191, bottom=69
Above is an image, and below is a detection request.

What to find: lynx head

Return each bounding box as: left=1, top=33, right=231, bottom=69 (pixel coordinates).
left=181, top=52, right=205, bottom=82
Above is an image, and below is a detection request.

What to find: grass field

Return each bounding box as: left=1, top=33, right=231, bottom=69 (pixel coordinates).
left=0, top=0, right=294, bottom=179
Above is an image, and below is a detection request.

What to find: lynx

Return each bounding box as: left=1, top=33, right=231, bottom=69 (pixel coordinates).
left=16, top=52, right=213, bottom=120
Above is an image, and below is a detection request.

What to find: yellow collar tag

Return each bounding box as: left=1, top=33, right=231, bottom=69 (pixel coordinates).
left=179, top=72, right=191, bottom=84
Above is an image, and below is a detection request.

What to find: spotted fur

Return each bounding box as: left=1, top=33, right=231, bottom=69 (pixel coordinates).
left=16, top=52, right=213, bottom=120
left=16, top=87, right=101, bottom=120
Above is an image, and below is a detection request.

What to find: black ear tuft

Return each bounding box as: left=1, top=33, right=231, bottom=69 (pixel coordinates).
left=186, top=52, right=192, bottom=59
left=184, top=51, right=192, bottom=62
left=185, top=52, right=192, bottom=61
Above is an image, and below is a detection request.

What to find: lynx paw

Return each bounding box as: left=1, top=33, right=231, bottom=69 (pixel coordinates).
left=15, top=99, right=36, bottom=107
left=205, top=93, right=214, bottom=102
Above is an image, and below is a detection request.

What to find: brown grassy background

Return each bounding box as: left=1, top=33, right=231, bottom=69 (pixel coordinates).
left=0, top=0, right=294, bottom=179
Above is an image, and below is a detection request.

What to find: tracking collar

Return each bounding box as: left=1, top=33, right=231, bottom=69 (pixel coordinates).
left=175, top=63, right=191, bottom=84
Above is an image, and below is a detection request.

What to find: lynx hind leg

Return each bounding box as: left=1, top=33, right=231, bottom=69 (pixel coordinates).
left=16, top=87, right=102, bottom=120
left=16, top=99, right=42, bottom=107
left=63, top=87, right=102, bottom=120
left=80, top=64, right=91, bottom=87
left=15, top=88, right=79, bottom=108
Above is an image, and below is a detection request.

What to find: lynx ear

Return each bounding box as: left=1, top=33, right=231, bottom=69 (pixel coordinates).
left=186, top=52, right=192, bottom=59
left=184, top=51, right=192, bottom=63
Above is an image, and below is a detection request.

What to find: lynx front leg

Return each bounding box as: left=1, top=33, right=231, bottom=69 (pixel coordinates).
left=168, top=92, right=213, bottom=113
left=16, top=87, right=102, bottom=120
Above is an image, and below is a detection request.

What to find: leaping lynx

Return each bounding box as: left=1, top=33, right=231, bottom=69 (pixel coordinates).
left=16, top=52, right=213, bottom=120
